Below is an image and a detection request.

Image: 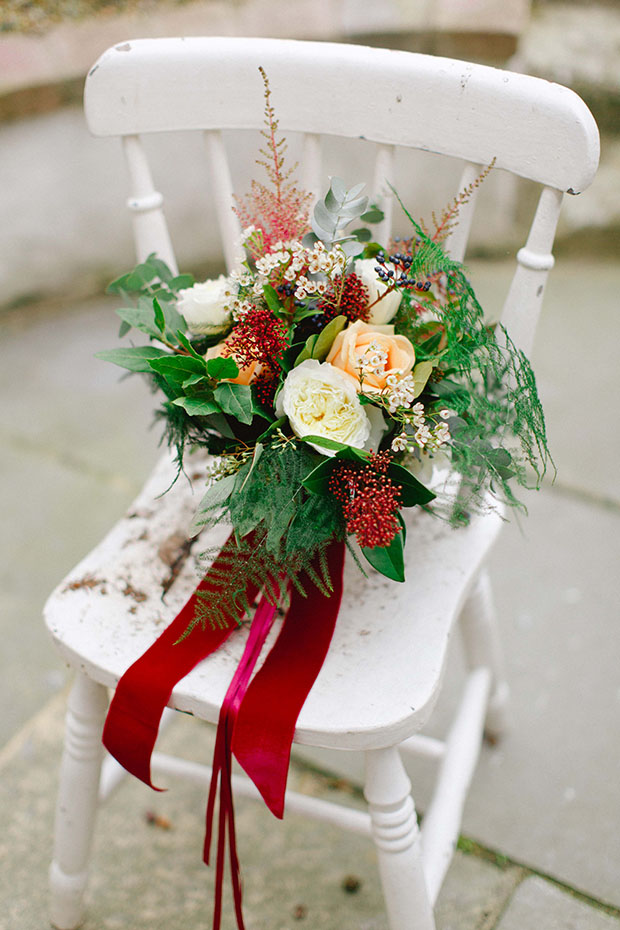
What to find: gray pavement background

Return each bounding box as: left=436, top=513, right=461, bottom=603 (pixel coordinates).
left=1, top=257, right=619, bottom=928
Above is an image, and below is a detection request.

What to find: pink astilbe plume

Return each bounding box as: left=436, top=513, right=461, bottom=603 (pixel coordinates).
left=234, top=67, right=313, bottom=258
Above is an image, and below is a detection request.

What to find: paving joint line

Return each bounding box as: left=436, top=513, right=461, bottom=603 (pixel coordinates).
left=457, top=836, right=620, bottom=922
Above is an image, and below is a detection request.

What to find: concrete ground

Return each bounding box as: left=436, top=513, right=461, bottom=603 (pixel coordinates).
left=1, top=257, right=619, bottom=928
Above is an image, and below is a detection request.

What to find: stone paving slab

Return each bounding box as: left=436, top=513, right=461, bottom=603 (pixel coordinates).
left=295, top=485, right=620, bottom=908
left=0, top=298, right=161, bottom=742
left=496, top=876, right=620, bottom=930
left=0, top=693, right=524, bottom=930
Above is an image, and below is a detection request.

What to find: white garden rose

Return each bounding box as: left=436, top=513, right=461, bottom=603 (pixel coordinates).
left=276, top=359, right=371, bottom=455
left=177, top=276, right=236, bottom=335
left=354, top=257, right=402, bottom=324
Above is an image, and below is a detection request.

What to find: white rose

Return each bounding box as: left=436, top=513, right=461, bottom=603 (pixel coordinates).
left=354, top=257, right=402, bottom=324
left=177, top=276, right=236, bottom=335
left=276, top=359, right=371, bottom=456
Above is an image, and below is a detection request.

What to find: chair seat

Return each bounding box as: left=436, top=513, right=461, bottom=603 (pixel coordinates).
left=44, top=453, right=503, bottom=751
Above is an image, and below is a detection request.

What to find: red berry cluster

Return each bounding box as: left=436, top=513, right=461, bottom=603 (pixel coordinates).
left=318, top=273, right=371, bottom=324
left=252, top=368, right=279, bottom=408
left=328, top=451, right=402, bottom=550
left=226, top=307, right=288, bottom=369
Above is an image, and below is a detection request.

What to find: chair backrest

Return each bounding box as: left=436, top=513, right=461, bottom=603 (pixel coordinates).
left=84, top=36, right=599, bottom=355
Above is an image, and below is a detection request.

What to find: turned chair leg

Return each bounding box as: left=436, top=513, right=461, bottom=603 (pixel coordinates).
left=365, top=747, right=436, bottom=930
left=459, top=568, right=509, bottom=740
left=49, top=673, right=108, bottom=930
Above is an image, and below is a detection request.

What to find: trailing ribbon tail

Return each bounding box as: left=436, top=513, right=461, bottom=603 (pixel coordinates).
left=203, top=595, right=278, bottom=930
left=101, top=537, right=347, bottom=930
left=233, top=542, right=346, bottom=818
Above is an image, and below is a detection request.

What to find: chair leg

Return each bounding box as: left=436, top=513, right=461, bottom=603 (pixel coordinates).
left=49, top=673, right=108, bottom=929
left=364, top=747, right=436, bottom=930
left=458, top=568, right=509, bottom=740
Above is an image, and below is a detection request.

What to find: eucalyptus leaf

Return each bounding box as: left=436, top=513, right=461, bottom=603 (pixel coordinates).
left=329, top=177, right=348, bottom=200
left=339, top=239, right=365, bottom=258
left=346, top=181, right=366, bottom=200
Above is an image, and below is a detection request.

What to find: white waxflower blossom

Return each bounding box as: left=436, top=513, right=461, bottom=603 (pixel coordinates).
left=391, top=432, right=409, bottom=453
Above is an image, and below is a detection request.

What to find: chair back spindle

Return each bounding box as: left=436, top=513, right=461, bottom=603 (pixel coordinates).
left=499, top=185, right=563, bottom=356
left=122, top=134, right=178, bottom=273
left=203, top=130, right=242, bottom=273
left=301, top=132, right=323, bottom=205
left=443, top=162, right=484, bottom=263
left=371, top=144, right=396, bottom=245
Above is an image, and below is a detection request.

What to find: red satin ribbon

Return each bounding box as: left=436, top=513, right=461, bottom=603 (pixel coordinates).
left=102, top=533, right=256, bottom=789
left=102, top=538, right=346, bottom=930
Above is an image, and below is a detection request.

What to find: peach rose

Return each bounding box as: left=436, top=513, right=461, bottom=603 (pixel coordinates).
left=206, top=341, right=261, bottom=386
left=326, top=320, right=415, bottom=393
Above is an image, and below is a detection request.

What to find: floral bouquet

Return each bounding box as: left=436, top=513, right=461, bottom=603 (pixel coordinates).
left=98, top=70, right=550, bottom=930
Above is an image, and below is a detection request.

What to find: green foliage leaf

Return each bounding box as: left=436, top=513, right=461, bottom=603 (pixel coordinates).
left=172, top=396, right=222, bottom=416
left=486, top=447, right=516, bottom=480
left=299, top=435, right=369, bottom=460
left=170, top=273, right=195, bottom=290
left=214, top=382, right=254, bottom=425
left=95, top=346, right=169, bottom=372
left=351, top=227, right=372, bottom=242
left=262, top=284, right=286, bottom=316
left=293, top=334, right=318, bottom=367
left=311, top=314, right=346, bottom=361
left=301, top=458, right=335, bottom=495
left=412, top=360, right=435, bottom=397
left=149, top=355, right=207, bottom=383
left=191, top=473, right=237, bottom=535
left=362, top=528, right=405, bottom=582
left=388, top=463, right=436, bottom=506
left=360, top=206, right=385, bottom=224
left=175, top=331, right=205, bottom=361
left=115, top=306, right=161, bottom=340
left=207, top=356, right=240, bottom=380
left=153, top=297, right=166, bottom=334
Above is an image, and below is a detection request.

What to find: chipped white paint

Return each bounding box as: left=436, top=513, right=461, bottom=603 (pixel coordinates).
left=48, top=38, right=598, bottom=930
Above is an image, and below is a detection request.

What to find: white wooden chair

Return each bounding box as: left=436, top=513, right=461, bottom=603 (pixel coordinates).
left=44, top=37, right=599, bottom=930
